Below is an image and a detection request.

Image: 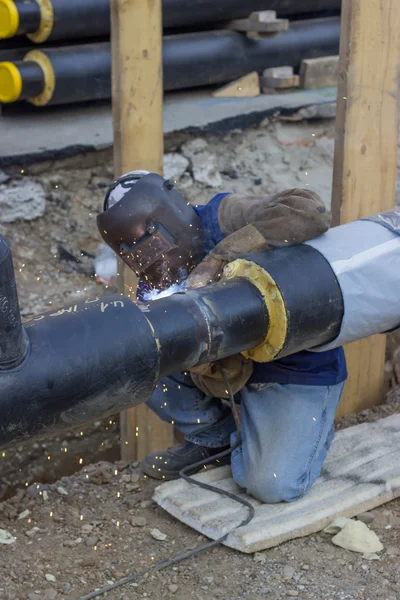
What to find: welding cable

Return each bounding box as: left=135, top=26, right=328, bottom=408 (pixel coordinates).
left=78, top=367, right=255, bottom=600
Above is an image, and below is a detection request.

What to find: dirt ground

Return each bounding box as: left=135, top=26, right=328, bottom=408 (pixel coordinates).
left=0, top=119, right=399, bottom=600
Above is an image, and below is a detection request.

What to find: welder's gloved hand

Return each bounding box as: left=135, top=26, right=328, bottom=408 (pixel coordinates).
left=185, top=255, right=226, bottom=289
left=211, top=188, right=331, bottom=262
left=189, top=355, right=253, bottom=399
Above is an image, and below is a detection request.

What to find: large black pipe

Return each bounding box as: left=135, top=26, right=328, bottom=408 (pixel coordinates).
left=0, top=230, right=347, bottom=449
left=0, top=18, right=340, bottom=105
left=5, top=0, right=341, bottom=43
left=0, top=279, right=268, bottom=448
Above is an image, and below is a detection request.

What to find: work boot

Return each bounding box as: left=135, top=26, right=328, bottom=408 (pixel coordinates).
left=141, top=440, right=230, bottom=481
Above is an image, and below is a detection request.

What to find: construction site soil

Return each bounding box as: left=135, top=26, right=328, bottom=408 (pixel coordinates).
left=0, top=120, right=399, bottom=600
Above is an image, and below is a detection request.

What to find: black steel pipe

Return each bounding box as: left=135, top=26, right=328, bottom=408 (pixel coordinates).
left=2, top=0, right=341, bottom=42
left=0, top=236, right=28, bottom=370
left=0, top=18, right=340, bottom=105
left=0, top=282, right=268, bottom=449
left=0, top=230, right=348, bottom=449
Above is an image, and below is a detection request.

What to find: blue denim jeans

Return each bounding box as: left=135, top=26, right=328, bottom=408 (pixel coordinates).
left=146, top=373, right=344, bottom=503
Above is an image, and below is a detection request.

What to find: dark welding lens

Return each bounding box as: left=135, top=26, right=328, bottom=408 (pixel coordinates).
left=120, top=223, right=177, bottom=274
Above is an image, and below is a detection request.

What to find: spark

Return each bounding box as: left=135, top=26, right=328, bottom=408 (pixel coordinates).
left=80, top=515, right=83, bottom=521
left=79, top=458, right=83, bottom=465
left=50, top=512, right=53, bottom=517
left=1, top=452, right=5, bottom=458
left=117, top=491, right=121, bottom=498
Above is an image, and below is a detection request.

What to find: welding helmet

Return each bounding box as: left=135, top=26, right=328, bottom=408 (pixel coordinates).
left=97, top=171, right=206, bottom=287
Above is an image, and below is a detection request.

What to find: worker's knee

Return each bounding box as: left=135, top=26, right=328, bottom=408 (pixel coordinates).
left=245, top=472, right=312, bottom=504
left=231, top=446, right=317, bottom=504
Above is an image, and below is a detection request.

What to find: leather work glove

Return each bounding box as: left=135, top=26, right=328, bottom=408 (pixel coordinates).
left=185, top=254, right=226, bottom=289
left=186, top=188, right=330, bottom=289
left=189, top=354, right=253, bottom=398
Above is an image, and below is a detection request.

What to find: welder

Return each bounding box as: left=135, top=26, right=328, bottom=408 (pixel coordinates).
left=98, top=171, right=347, bottom=504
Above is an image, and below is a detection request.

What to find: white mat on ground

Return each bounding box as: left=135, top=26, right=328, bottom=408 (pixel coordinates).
left=154, top=414, right=400, bottom=553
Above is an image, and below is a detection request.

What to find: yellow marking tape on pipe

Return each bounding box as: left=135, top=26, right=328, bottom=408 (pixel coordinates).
left=24, top=50, right=55, bottom=105
left=222, top=258, right=287, bottom=362
left=0, top=61, right=22, bottom=102
left=27, top=0, right=53, bottom=43
left=0, top=0, right=19, bottom=39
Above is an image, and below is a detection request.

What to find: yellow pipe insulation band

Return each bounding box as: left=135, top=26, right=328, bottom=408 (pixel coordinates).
left=24, top=50, right=55, bottom=105
left=0, top=61, right=22, bottom=102
left=222, top=259, right=288, bottom=363
left=0, top=0, right=19, bottom=39
left=27, top=0, right=53, bottom=43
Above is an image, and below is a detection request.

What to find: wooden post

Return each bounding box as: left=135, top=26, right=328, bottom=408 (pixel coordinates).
left=110, top=0, right=174, bottom=460
left=332, top=0, right=400, bottom=418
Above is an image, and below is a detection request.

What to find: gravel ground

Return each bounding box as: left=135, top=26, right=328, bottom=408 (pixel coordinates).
left=0, top=120, right=399, bottom=600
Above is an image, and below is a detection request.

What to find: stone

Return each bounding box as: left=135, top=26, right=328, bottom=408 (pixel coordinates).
left=26, top=527, right=40, bottom=538
left=85, top=534, right=99, bottom=547
left=122, top=474, right=131, bottom=483
left=332, top=520, right=383, bottom=554
left=131, top=473, right=140, bottom=484
left=287, top=591, right=299, bottom=597
left=168, top=584, right=178, bottom=594
left=0, top=180, right=46, bottom=223
left=45, top=574, right=56, bottom=582
left=181, top=138, right=222, bottom=188
left=0, top=529, right=15, bottom=544
left=253, top=552, right=266, bottom=564
left=150, top=528, right=167, bottom=541
left=357, top=512, right=375, bottom=525
left=56, top=486, right=68, bottom=496
left=363, top=553, right=380, bottom=560
left=323, top=517, right=354, bottom=535
left=131, top=516, right=147, bottom=527
left=283, top=565, right=295, bottom=580
left=18, top=509, right=31, bottom=520
left=164, top=153, right=189, bottom=182
left=44, top=589, right=58, bottom=600
left=63, top=537, right=82, bottom=548
left=0, top=170, right=10, bottom=184
left=82, top=524, right=94, bottom=534
left=203, top=576, right=214, bottom=585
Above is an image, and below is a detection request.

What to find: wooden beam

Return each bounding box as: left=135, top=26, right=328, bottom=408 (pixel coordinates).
left=110, top=0, right=174, bottom=460
left=332, top=0, right=400, bottom=418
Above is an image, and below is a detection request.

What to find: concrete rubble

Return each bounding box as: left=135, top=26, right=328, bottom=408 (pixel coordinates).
left=0, top=179, right=46, bottom=223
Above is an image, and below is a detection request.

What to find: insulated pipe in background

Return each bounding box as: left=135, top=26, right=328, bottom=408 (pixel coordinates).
left=0, top=18, right=341, bottom=105
left=0, top=0, right=341, bottom=43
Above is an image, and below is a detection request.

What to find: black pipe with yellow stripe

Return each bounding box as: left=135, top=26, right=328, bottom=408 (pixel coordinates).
left=0, top=0, right=109, bottom=43
left=0, top=0, right=341, bottom=44
left=0, top=42, right=109, bottom=105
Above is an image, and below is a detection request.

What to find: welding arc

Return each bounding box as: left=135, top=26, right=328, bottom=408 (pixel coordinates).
left=78, top=369, right=255, bottom=600
left=0, top=18, right=340, bottom=105
left=0, top=0, right=341, bottom=42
